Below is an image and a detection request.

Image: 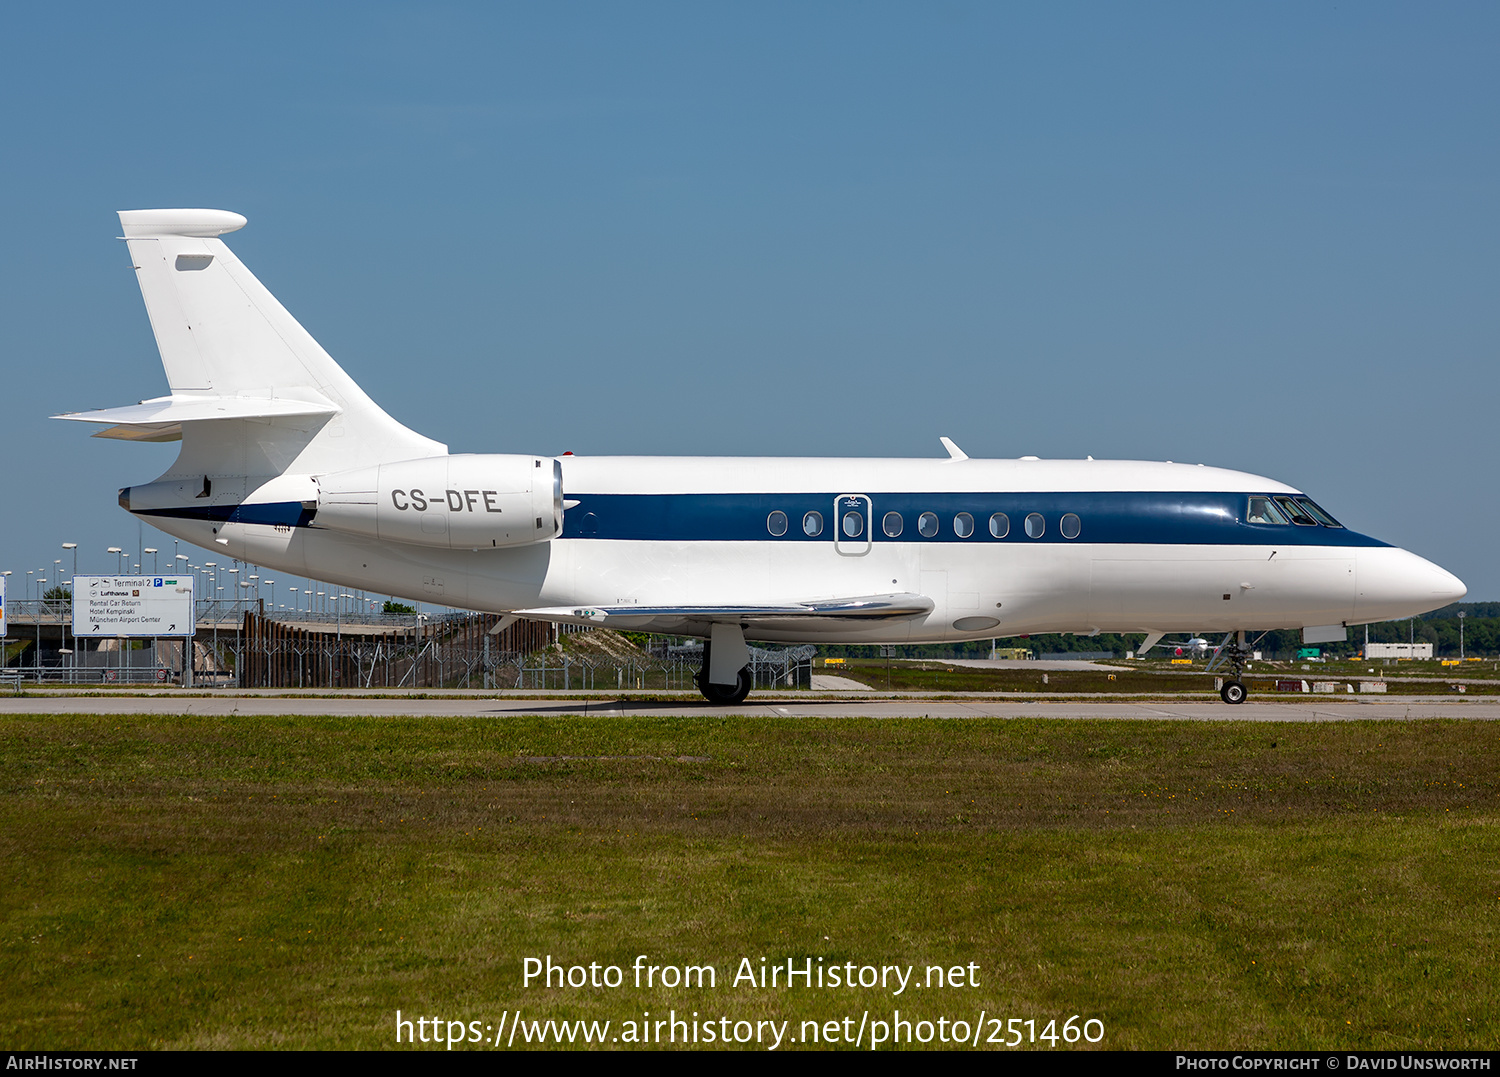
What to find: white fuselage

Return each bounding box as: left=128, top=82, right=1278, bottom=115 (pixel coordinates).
left=138, top=454, right=1465, bottom=644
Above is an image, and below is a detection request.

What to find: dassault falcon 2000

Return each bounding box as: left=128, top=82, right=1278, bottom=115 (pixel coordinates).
left=57, top=209, right=1466, bottom=705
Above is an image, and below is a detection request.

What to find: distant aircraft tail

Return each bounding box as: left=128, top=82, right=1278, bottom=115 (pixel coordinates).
left=57, top=209, right=445, bottom=481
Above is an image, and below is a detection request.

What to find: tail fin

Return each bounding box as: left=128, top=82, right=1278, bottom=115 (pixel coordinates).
left=114, top=209, right=444, bottom=475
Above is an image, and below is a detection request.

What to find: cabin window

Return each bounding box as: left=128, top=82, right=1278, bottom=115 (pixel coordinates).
left=767, top=510, right=788, bottom=536
left=802, top=511, right=823, bottom=537
left=842, top=511, right=864, bottom=538
left=1060, top=513, right=1081, bottom=539
left=1025, top=513, right=1045, bottom=538
left=1246, top=497, right=1288, bottom=525
left=954, top=512, right=974, bottom=538
left=989, top=512, right=1009, bottom=538
left=883, top=511, right=904, bottom=538
left=918, top=512, right=939, bottom=538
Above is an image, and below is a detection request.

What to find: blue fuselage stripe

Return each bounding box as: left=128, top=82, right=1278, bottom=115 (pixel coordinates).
left=134, top=491, right=1390, bottom=548
left=133, top=503, right=316, bottom=528
left=558, top=491, right=1389, bottom=547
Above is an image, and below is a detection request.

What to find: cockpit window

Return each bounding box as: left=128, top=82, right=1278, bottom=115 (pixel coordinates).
left=1247, top=496, right=1288, bottom=525
left=1273, top=496, right=1318, bottom=526
left=1295, top=498, right=1343, bottom=528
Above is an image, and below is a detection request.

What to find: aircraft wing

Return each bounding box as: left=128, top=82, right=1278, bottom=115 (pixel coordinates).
left=517, top=592, right=934, bottom=629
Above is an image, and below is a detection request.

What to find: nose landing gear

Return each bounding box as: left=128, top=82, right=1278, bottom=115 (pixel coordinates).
left=1210, top=630, right=1254, bottom=704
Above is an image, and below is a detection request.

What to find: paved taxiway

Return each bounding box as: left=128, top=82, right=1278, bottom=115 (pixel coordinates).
left=1, top=691, right=1497, bottom=721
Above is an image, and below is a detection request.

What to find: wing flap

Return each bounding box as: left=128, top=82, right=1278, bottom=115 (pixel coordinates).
left=517, top=592, right=934, bottom=627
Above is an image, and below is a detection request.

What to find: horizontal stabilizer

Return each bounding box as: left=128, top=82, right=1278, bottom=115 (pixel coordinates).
left=53, top=394, right=340, bottom=442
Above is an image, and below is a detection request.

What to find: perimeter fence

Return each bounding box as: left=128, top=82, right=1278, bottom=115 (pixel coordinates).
left=236, top=612, right=813, bottom=690
left=1, top=603, right=815, bottom=690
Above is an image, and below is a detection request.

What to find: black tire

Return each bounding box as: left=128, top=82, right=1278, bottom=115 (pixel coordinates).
left=1220, top=679, right=1247, bottom=705
left=698, top=666, right=752, bottom=705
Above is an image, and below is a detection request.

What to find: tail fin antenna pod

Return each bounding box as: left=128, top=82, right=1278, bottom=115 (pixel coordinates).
left=114, top=209, right=445, bottom=474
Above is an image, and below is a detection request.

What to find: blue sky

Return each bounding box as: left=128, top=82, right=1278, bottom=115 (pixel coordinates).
left=2, top=3, right=1496, bottom=600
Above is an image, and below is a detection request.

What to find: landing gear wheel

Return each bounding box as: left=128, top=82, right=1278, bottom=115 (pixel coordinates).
left=697, top=666, right=752, bottom=705
left=1220, top=679, right=1247, bottom=705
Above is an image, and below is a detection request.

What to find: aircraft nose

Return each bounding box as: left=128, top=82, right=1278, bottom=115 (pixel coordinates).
left=1356, top=547, right=1467, bottom=622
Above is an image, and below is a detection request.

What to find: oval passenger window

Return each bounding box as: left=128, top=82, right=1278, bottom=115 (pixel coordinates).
left=882, top=511, right=903, bottom=538
left=767, top=510, right=788, bottom=536
left=989, top=513, right=1009, bottom=538
left=918, top=512, right=939, bottom=538
left=842, top=511, right=864, bottom=538
left=1025, top=513, right=1045, bottom=538
left=803, top=511, right=823, bottom=537
left=1060, top=513, right=1081, bottom=539
left=954, top=512, right=974, bottom=538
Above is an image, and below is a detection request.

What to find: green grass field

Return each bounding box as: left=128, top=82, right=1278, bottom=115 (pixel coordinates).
left=3, top=712, right=1497, bottom=1050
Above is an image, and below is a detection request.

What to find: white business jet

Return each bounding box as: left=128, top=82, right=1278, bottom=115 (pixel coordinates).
left=1142, top=636, right=1214, bottom=659
left=56, top=210, right=1466, bottom=705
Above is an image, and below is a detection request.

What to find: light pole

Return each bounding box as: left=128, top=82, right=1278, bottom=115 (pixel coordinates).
left=52, top=560, right=65, bottom=676
left=1, top=572, right=10, bottom=672
left=35, top=576, right=46, bottom=674
left=107, top=547, right=123, bottom=575
left=62, top=545, right=79, bottom=679
left=204, top=562, right=218, bottom=682
left=1458, top=611, right=1466, bottom=661
left=143, top=550, right=159, bottom=676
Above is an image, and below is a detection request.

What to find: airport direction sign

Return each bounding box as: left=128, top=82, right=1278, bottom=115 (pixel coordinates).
left=74, top=575, right=195, bottom=637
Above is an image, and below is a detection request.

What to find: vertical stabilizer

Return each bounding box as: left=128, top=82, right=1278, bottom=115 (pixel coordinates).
left=118, top=209, right=445, bottom=476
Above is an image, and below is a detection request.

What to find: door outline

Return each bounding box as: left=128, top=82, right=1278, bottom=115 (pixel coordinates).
left=833, top=494, right=872, bottom=556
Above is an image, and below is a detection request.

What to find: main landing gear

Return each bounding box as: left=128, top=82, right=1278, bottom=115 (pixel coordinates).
left=696, top=623, right=753, bottom=706
left=696, top=664, right=752, bottom=705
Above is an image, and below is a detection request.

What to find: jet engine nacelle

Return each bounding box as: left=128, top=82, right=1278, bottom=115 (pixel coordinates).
left=315, top=454, right=562, bottom=550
